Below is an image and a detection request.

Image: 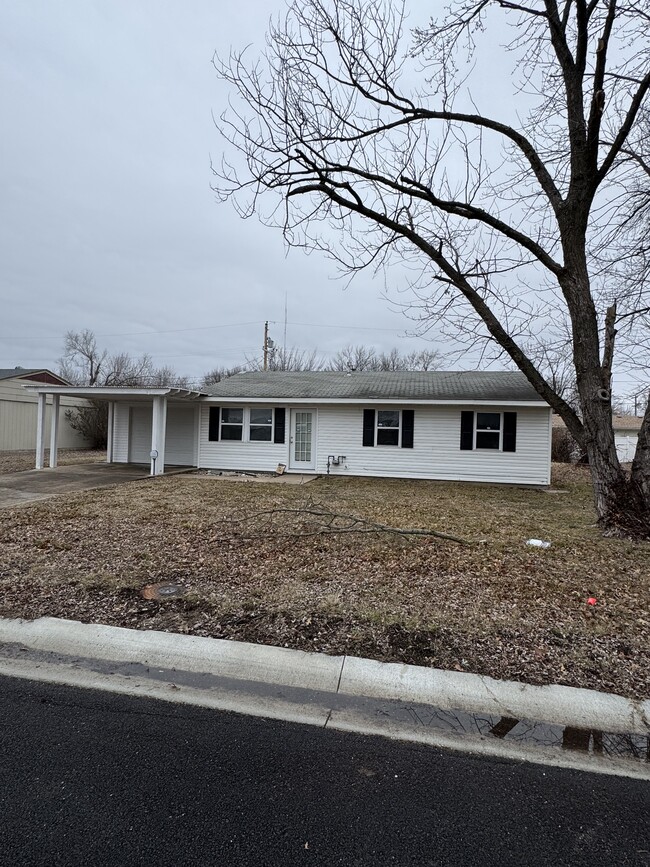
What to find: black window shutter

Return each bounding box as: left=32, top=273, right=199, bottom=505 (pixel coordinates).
left=362, top=409, right=375, bottom=447
left=503, top=412, right=517, bottom=452
left=401, top=410, right=414, bottom=448
left=274, top=407, right=286, bottom=444
left=460, top=411, right=474, bottom=450
left=208, top=407, right=221, bottom=441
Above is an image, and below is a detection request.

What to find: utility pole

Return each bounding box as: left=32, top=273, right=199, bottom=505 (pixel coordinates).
left=263, top=322, right=274, bottom=370
left=263, top=321, right=269, bottom=371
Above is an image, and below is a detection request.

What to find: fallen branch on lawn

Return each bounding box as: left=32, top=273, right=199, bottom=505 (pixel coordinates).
left=224, top=506, right=469, bottom=545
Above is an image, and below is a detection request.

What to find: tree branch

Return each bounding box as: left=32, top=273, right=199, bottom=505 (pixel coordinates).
left=601, top=301, right=617, bottom=389
left=288, top=178, right=585, bottom=441
left=229, top=506, right=470, bottom=544
left=597, top=70, right=650, bottom=183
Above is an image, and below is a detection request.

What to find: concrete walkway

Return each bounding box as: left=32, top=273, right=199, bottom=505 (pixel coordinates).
left=0, top=463, right=151, bottom=508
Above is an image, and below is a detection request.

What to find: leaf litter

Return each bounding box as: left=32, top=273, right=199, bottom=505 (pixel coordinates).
left=0, top=462, right=647, bottom=699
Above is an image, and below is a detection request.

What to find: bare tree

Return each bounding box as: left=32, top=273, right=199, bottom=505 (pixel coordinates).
left=59, top=331, right=189, bottom=389
left=146, top=365, right=190, bottom=389
left=404, top=349, right=442, bottom=372
left=327, top=343, right=441, bottom=370
left=215, top=0, right=650, bottom=536
left=58, top=330, right=189, bottom=446
left=202, top=365, right=246, bottom=386
left=377, top=346, right=443, bottom=370
left=58, top=330, right=108, bottom=386
left=327, top=344, right=379, bottom=370
left=249, top=346, right=323, bottom=371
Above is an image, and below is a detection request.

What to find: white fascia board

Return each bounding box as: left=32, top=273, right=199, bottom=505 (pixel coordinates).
left=200, top=396, right=549, bottom=408
left=22, top=386, right=205, bottom=399
left=22, top=386, right=180, bottom=401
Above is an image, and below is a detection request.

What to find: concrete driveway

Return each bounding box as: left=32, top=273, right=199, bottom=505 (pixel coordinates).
left=0, top=463, right=151, bottom=509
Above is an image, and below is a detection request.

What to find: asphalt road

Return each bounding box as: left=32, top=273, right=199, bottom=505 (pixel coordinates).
left=0, top=676, right=648, bottom=867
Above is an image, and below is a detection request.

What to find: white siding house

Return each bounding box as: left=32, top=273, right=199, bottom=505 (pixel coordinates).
left=25, top=371, right=552, bottom=485
left=114, top=404, right=199, bottom=466
left=0, top=368, right=91, bottom=451
left=195, top=403, right=550, bottom=485
left=198, top=372, right=552, bottom=486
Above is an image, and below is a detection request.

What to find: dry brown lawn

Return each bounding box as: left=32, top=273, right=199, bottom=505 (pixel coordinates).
left=0, top=449, right=106, bottom=475
left=0, top=463, right=648, bottom=699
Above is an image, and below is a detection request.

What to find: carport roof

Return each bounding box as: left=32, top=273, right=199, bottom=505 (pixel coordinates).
left=22, top=385, right=206, bottom=401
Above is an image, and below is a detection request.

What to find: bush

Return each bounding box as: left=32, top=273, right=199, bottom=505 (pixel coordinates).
left=65, top=402, right=108, bottom=449
left=552, top=427, right=579, bottom=463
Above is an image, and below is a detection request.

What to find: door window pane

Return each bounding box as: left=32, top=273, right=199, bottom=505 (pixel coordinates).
left=294, top=412, right=312, bottom=462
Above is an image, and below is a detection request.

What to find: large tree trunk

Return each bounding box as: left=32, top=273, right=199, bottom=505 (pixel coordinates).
left=562, top=243, right=650, bottom=538
left=582, top=397, right=650, bottom=538
left=630, top=399, right=650, bottom=511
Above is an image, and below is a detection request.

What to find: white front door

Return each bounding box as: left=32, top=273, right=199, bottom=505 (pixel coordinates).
left=289, top=409, right=316, bottom=471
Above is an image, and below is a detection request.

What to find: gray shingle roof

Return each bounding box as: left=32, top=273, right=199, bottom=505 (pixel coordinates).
left=0, top=368, right=54, bottom=382
left=205, top=371, right=546, bottom=402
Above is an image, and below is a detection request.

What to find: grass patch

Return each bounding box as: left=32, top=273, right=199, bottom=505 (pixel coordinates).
left=0, top=464, right=648, bottom=699
left=0, top=449, right=106, bottom=475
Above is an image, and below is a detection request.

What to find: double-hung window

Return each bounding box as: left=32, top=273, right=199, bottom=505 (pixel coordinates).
left=475, top=412, right=501, bottom=449
left=362, top=409, right=414, bottom=448
left=249, top=408, right=273, bottom=441
left=376, top=410, right=400, bottom=446
left=220, top=408, right=244, bottom=441
left=460, top=411, right=517, bottom=452
left=208, top=407, right=286, bottom=444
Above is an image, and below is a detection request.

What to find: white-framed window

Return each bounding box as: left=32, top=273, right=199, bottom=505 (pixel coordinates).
left=220, top=407, right=244, bottom=441
left=209, top=406, right=284, bottom=443
left=249, top=407, right=273, bottom=442
left=475, top=412, right=501, bottom=450
left=376, top=409, right=401, bottom=446
left=363, top=408, right=414, bottom=449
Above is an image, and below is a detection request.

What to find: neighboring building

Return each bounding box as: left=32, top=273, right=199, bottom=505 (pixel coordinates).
left=0, top=368, right=90, bottom=451
left=26, top=371, right=552, bottom=485
left=552, top=413, right=644, bottom=463
left=612, top=415, right=643, bottom=463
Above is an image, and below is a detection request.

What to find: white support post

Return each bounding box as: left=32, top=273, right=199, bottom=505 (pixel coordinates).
left=35, top=393, right=47, bottom=470
left=150, top=396, right=167, bottom=476
left=106, top=402, right=114, bottom=463
left=49, top=394, right=60, bottom=468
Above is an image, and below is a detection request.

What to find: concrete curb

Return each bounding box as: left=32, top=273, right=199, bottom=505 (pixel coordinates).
left=0, top=616, right=648, bottom=736
left=339, top=656, right=649, bottom=735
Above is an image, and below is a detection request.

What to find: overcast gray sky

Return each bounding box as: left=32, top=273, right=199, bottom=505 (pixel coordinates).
left=0, top=1, right=641, bottom=397
left=1, top=0, right=440, bottom=386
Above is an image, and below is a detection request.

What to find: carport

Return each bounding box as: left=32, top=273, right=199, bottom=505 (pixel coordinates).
left=24, top=386, right=205, bottom=476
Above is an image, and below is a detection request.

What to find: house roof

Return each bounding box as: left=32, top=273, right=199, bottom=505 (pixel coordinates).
left=552, top=413, right=643, bottom=431
left=0, top=367, right=69, bottom=385
left=612, top=415, right=644, bottom=431
left=205, top=371, right=546, bottom=403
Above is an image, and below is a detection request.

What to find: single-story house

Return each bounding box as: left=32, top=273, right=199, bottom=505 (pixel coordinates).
left=0, top=367, right=90, bottom=451
left=26, top=371, right=552, bottom=485
left=552, top=413, right=644, bottom=463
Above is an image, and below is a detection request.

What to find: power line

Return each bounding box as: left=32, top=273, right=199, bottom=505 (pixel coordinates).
left=0, top=321, right=262, bottom=342
left=0, top=317, right=405, bottom=343
left=269, top=320, right=402, bottom=332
